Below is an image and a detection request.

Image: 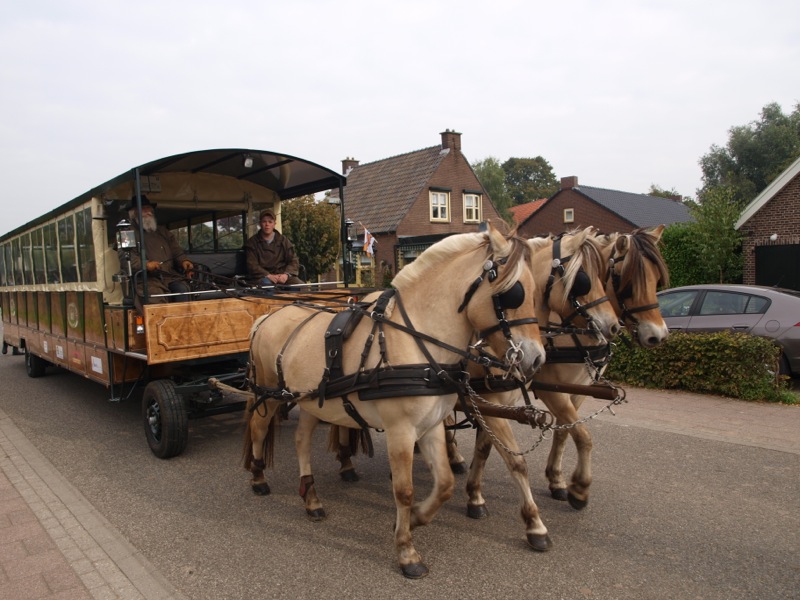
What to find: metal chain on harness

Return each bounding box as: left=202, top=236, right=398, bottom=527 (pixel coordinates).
left=460, top=341, right=629, bottom=458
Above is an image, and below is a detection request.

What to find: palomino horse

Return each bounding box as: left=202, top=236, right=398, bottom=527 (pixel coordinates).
left=327, top=227, right=620, bottom=551
left=459, top=226, right=669, bottom=548
left=450, top=227, right=622, bottom=549
left=536, top=225, right=669, bottom=506
left=242, top=225, right=545, bottom=578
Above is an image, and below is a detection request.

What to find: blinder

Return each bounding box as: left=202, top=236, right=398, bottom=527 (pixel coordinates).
left=570, top=268, right=592, bottom=298
left=496, top=280, right=525, bottom=310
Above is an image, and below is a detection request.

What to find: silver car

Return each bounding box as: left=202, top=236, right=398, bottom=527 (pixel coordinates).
left=657, top=284, right=800, bottom=376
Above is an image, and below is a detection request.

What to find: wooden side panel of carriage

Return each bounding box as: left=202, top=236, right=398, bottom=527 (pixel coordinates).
left=143, top=297, right=282, bottom=365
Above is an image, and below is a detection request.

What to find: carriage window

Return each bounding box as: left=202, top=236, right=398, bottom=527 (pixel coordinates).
left=0, top=242, right=8, bottom=286
left=43, top=223, right=60, bottom=283
left=21, top=233, right=33, bottom=285
left=32, top=228, right=46, bottom=284
left=190, top=219, right=214, bottom=252
left=463, top=194, right=481, bottom=223
left=430, top=191, right=450, bottom=222
left=58, top=215, right=79, bottom=283
left=216, top=214, right=244, bottom=250
left=76, top=207, right=96, bottom=281
left=11, top=238, right=23, bottom=285
left=173, top=224, right=189, bottom=250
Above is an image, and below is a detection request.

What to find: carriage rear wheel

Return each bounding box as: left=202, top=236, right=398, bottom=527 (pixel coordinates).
left=25, top=348, right=48, bottom=378
left=143, top=380, right=189, bottom=459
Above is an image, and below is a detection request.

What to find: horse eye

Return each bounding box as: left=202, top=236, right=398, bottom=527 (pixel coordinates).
left=497, top=281, right=525, bottom=309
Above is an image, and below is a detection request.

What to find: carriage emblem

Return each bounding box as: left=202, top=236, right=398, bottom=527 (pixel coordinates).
left=67, top=302, right=79, bottom=330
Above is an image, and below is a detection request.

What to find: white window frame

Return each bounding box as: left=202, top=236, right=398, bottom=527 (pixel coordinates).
left=563, top=208, right=575, bottom=224
left=463, top=193, right=482, bottom=223
left=430, top=191, right=450, bottom=222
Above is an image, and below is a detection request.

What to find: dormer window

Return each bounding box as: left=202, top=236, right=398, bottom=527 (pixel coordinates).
left=463, top=193, right=481, bottom=223
left=430, top=189, right=450, bottom=222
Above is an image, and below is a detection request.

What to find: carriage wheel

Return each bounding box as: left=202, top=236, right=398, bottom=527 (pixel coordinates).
left=25, top=348, right=47, bottom=378
left=143, top=380, right=189, bottom=459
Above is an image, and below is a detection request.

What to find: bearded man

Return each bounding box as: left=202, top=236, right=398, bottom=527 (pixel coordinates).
left=120, top=195, right=193, bottom=310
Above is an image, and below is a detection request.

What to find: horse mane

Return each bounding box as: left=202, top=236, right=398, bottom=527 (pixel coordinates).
left=593, top=228, right=670, bottom=295
left=392, top=230, right=530, bottom=295
left=620, top=228, right=670, bottom=292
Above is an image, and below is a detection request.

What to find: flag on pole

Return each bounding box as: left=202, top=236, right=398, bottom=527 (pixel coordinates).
left=362, top=227, right=376, bottom=257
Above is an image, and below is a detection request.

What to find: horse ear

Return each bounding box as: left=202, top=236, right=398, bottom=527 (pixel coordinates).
left=486, top=221, right=508, bottom=253
left=649, top=224, right=665, bottom=241
left=615, top=234, right=629, bottom=254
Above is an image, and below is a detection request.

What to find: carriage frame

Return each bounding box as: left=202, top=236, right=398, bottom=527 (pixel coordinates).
left=0, top=148, right=367, bottom=458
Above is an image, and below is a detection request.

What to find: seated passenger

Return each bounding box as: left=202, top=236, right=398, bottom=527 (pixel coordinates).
left=120, top=195, right=193, bottom=309
left=244, top=209, right=304, bottom=288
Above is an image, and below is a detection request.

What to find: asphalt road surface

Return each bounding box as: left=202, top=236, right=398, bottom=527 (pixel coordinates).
left=1, top=354, right=798, bottom=600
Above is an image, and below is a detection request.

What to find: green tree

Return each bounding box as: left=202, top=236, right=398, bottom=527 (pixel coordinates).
left=660, top=187, right=743, bottom=286
left=281, top=195, right=341, bottom=281
left=699, top=102, right=800, bottom=206
left=648, top=184, right=694, bottom=205
left=690, top=186, right=744, bottom=283
left=501, top=156, right=559, bottom=204
left=471, top=156, right=513, bottom=223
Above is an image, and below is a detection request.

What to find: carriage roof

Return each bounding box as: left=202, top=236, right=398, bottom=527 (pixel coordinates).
left=1, top=148, right=347, bottom=241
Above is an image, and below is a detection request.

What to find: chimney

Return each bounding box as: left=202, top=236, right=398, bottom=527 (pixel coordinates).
left=440, top=129, right=462, bottom=152
left=561, top=176, right=578, bottom=190
left=669, top=194, right=682, bottom=202
left=342, top=157, right=359, bottom=175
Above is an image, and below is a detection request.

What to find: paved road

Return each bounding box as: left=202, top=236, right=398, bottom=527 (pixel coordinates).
left=1, top=353, right=798, bottom=599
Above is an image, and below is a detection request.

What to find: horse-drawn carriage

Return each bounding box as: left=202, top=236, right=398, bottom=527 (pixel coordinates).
left=0, top=148, right=373, bottom=458
left=1, top=147, right=670, bottom=577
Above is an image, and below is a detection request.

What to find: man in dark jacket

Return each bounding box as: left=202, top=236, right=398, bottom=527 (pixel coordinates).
left=121, top=195, right=193, bottom=309
left=244, top=209, right=304, bottom=287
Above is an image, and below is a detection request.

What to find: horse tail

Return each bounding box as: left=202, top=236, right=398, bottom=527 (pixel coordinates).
left=328, top=425, right=374, bottom=459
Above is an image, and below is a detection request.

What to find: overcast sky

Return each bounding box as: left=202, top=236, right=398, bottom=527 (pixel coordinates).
left=1, top=0, right=798, bottom=233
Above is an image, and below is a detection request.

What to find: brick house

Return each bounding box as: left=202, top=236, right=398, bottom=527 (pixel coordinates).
left=735, top=155, right=800, bottom=291
left=515, top=176, right=692, bottom=237
left=338, top=130, right=505, bottom=284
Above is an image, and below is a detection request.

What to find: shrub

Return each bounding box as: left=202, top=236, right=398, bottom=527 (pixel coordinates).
left=606, top=330, right=795, bottom=403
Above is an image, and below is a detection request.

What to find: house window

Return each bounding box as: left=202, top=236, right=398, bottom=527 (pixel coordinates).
left=563, top=208, right=574, bottom=224
left=430, top=191, right=450, bottom=222
left=463, top=193, right=481, bottom=223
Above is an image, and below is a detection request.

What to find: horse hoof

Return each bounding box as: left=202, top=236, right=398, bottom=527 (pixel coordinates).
left=467, top=504, right=489, bottom=519
left=306, top=508, right=326, bottom=521
left=340, top=468, right=360, bottom=483
left=526, top=533, right=553, bottom=552
left=401, top=562, right=429, bottom=579
left=251, top=482, right=271, bottom=496
left=550, top=488, right=568, bottom=501
left=567, top=492, right=588, bottom=511
left=450, top=461, right=468, bottom=475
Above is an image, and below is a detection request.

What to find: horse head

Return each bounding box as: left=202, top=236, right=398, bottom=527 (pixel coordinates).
left=594, top=225, right=670, bottom=347
left=527, top=227, right=621, bottom=340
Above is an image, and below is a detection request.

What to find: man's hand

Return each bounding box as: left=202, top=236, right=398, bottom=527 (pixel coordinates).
left=146, top=260, right=160, bottom=271
left=266, top=273, right=289, bottom=284
left=182, top=260, right=193, bottom=273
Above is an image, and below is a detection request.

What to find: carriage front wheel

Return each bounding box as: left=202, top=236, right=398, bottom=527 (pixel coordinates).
left=143, top=379, right=189, bottom=459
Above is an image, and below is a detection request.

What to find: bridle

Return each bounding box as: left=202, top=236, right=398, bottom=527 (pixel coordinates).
left=606, top=242, right=660, bottom=330
left=543, top=234, right=610, bottom=330
left=458, top=256, right=538, bottom=379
